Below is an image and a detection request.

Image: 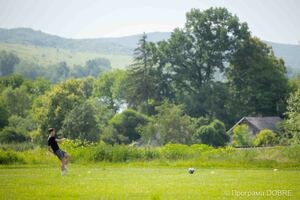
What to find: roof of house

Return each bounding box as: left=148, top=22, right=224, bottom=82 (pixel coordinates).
left=227, top=116, right=282, bottom=133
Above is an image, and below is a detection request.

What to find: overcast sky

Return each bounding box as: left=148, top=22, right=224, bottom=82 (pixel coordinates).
left=0, top=0, right=299, bottom=44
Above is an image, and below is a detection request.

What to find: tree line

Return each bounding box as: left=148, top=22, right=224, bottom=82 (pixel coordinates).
left=0, top=8, right=299, bottom=146
left=0, top=51, right=112, bottom=83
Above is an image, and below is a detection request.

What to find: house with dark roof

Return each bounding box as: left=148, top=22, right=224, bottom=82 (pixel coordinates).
left=227, top=117, right=282, bottom=135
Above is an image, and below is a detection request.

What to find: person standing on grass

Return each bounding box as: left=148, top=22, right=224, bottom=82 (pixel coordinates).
left=47, top=128, right=70, bottom=176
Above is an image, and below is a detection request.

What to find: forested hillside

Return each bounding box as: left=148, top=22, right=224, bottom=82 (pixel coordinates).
left=0, top=28, right=299, bottom=76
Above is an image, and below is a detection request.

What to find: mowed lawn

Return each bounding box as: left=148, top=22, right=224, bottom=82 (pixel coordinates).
left=0, top=165, right=299, bottom=200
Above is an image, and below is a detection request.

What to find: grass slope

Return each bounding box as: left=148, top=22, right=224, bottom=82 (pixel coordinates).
left=0, top=42, right=133, bottom=68
left=0, top=165, right=299, bottom=199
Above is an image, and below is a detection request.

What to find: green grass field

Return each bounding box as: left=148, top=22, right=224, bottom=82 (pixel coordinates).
left=0, top=42, right=133, bottom=68
left=0, top=165, right=299, bottom=200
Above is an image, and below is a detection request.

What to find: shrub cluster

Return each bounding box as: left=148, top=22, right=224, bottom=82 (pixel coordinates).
left=1, top=141, right=299, bottom=168
left=0, top=149, right=24, bottom=164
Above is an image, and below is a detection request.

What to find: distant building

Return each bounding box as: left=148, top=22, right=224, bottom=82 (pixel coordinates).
left=227, top=117, right=282, bottom=135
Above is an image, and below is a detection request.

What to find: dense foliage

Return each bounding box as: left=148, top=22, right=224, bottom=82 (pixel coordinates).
left=231, top=125, right=254, bottom=147
left=0, top=7, right=297, bottom=147
left=1, top=142, right=300, bottom=169
left=254, top=129, right=278, bottom=147
left=282, top=89, right=300, bottom=144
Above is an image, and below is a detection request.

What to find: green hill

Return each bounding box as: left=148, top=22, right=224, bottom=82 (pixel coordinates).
left=0, top=28, right=171, bottom=55
left=0, top=28, right=132, bottom=55
left=0, top=42, right=132, bottom=68
left=0, top=28, right=299, bottom=75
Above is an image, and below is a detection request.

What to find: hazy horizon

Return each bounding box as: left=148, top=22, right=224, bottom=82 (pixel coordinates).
left=0, top=0, right=299, bottom=44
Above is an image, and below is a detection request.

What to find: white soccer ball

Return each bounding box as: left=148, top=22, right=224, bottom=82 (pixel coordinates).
left=188, top=167, right=195, bottom=174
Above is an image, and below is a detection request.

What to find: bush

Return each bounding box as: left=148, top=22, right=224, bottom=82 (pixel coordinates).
left=111, top=145, right=141, bottom=162
left=61, top=140, right=149, bottom=163
left=254, top=129, right=278, bottom=147
left=90, top=143, right=113, bottom=162
left=1, top=139, right=300, bottom=168
left=0, top=127, right=29, bottom=143
left=143, top=147, right=160, bottom=160
left=0, top=142, right=35, bottom=151
left=161, top=144, right=190, bottom=160
left=88, top=143, right=145, bottom=162
left=231, top=124, right=254, bottom=147
left=0, top=149, right=24, bottom=164
left=154, top=102, right=195, bottom=145
left=108, top=109, right=150, bottom=144
left=192, top=119, right=229, bottom=146
left=190, top=144, right=214, bottom=152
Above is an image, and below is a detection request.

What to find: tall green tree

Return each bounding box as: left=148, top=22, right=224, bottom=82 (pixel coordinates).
left=93, top=70, right=127, bottom=112
left=154, top=101, right=194, bottom=145
left=125, top=33, right=157, bottom=114
left=35, top=79, right=88, bottom=133
left=149, top=41, right=176, bottom=102
left=61, top=101, right=100, bottom=141
left=163, top=8, right=250, bottom=117
left=1, top=86, right=32, bottom=117
left=283, top=89, right=300, bottom=144
left=227, top=37, right=289, bottom=117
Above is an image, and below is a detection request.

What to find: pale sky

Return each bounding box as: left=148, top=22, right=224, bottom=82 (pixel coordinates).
left=0, top=0, right=299, bottom=44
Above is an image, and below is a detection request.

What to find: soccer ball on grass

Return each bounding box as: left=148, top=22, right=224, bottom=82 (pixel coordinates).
left=188, top=167, right=195, bottom=174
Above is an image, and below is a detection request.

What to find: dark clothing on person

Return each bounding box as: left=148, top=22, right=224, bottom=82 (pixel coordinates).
left=48, top=135, right=68, bottom=161
left=54, top=149, right=66, bottom=160
left=48, top=136, right=59, bottom=152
